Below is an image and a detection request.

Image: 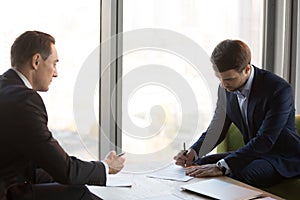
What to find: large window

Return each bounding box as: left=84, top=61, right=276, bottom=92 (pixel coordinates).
left=4, top=1, right=299, bottom=177
left=121, top=0, right=264, bottom=172
left=3, top=0, right=298, bottom=176
left=0, top=0, right=100, bottom=159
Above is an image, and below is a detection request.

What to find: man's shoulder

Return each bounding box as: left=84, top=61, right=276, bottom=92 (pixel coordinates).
left=0, top=69, right=22, bottom=89
left=254, top=67, right=291, bottom=88
left=0, top=76, right=43, bottom=108
left=0, top=81, right=35, bottom=98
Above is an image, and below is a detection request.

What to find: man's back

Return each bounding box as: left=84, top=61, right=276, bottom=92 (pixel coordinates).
left=1, top=30, right=125, bottom=199
left=0, top=69, right=39, bottom=187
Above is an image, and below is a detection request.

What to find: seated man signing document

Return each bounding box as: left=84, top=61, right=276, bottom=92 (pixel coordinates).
left=174, top=39, right=300, bottom=188
left=0, top=31, right=125, bottom=200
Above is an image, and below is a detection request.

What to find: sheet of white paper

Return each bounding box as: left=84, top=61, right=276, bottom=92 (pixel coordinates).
left=147, top=164, right=193, bottom=182
left=106, top=173, right=134, bottom=187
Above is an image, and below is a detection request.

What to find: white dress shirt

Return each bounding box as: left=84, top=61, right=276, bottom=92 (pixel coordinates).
left=217, top=65, right=255, bottom=174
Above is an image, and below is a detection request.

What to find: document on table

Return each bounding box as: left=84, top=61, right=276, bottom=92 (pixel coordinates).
left=147, top=164, right=193, bottom=182
left=106, top=173, right=134, bottom=187
left=87, top=172, right=133, bottom=192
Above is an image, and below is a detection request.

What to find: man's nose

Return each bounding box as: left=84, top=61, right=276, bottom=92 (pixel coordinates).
left=220, top=80, right=230, bottom=88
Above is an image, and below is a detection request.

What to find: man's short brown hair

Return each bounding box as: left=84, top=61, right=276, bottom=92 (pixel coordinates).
left=210, top=39, right=251, bottom=73
left=10, top=31, right=55, bottom=68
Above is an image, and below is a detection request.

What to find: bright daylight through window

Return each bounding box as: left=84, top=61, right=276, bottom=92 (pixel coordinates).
left=122, top=0, right=263, bottom=172
left=0, top=0, right=100, bottom=159
left=0, top=0, right=264, bottom=172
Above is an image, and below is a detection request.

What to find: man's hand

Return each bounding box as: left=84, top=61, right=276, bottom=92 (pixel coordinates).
left=173, top=149, right=195, bottom=167
left=186, top=164, right=223, bottom=177
left=105, top=151, right=125, bottom=174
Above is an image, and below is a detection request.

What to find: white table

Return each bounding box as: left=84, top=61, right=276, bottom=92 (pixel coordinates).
left=88, top=174, right=283, bottom=200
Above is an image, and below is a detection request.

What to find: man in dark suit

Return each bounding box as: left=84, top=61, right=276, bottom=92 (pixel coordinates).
left=174, top=39, right=300, bottom=187
left=0, top=31, right=125, bottom=200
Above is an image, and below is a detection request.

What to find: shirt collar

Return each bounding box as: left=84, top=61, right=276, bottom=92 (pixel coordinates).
left=11, top=67, right=33, bottom=89
left=233, top=65, right=254, bottom=98
left=241, top=65, right=254, bottom=97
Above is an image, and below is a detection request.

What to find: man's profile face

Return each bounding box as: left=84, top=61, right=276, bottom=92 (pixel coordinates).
left=214, top=65, right=250, bottom=92
left=34, top=43, right=59, bottom=91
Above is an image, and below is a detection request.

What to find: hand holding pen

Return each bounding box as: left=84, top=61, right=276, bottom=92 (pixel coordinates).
left=105, top=151, right=126, bottom=174
left=183, top=142, right=188, bottom=167
left=173, top=142, right=195, bottom=167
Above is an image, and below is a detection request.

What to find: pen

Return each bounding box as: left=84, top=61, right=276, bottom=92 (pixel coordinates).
left=117, top=152, right=125, bottom=157
left=183, top=142, right=187, bottom=167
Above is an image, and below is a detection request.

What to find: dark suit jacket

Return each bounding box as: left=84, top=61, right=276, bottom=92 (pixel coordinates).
left=192, top=66, right=300, bottom=178
left=0, top=69, right=106, bottom=194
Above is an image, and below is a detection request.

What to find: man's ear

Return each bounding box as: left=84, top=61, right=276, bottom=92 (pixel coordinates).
left=31, top=53, right=41, bottom=70
left=244, top=64, right=251, bottom=75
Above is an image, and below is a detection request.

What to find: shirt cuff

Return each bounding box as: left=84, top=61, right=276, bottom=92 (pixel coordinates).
left=102, top=160, right=109, bottom=176
left=216, top=159, right=231, bottom=175
left=190, top=148, right=198, bottom=160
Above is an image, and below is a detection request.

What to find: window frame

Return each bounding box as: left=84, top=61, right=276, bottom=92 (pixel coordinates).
left=262, top=0, right=299, bottom=112
left=101, top=0, right=300, bottom=158
left=99, top=0, right=123, bottom=158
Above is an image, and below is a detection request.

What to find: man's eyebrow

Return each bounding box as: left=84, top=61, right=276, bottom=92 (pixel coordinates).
left=222, top=77, right=236, bottom=80
left=214, top=73, right=236, bottom=80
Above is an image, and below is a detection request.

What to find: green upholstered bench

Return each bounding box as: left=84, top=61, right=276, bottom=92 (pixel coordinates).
left=217, top=115, right=300, bottom=200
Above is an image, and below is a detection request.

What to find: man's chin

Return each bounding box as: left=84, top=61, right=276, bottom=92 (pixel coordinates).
left=38, top=87, right=49, bottom=92
left=225, top=88, right=237, bottom=92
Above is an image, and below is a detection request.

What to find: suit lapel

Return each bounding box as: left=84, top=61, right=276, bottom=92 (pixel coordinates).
left=227, top=91, right=250, bottom=141
left=247, top=67, right=263, bottom=138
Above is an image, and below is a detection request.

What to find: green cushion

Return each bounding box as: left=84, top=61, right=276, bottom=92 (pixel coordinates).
left=217, top=115, right=300, bottom=200
left=295, top=115, right=300, bottom=134
left=217, top=123, right=244, bottom=153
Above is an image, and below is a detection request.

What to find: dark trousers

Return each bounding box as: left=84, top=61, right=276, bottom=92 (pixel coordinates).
left=7, top=183, right=101, bottom=200
left=194, top=153, right=285, bottom=188
left=32, top=183, right=101, bottom=200
left=7, top=169, right=102, bottom=200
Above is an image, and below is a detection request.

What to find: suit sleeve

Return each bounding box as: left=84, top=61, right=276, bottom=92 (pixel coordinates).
left=191, top=86, right=231, bottom=158
left=17, top=91, right=106, bottom=186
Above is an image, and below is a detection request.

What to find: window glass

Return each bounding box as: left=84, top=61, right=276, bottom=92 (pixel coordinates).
left=122, top=0, right=264, bottom=172
left=0, top=0, right=100, bottom=159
